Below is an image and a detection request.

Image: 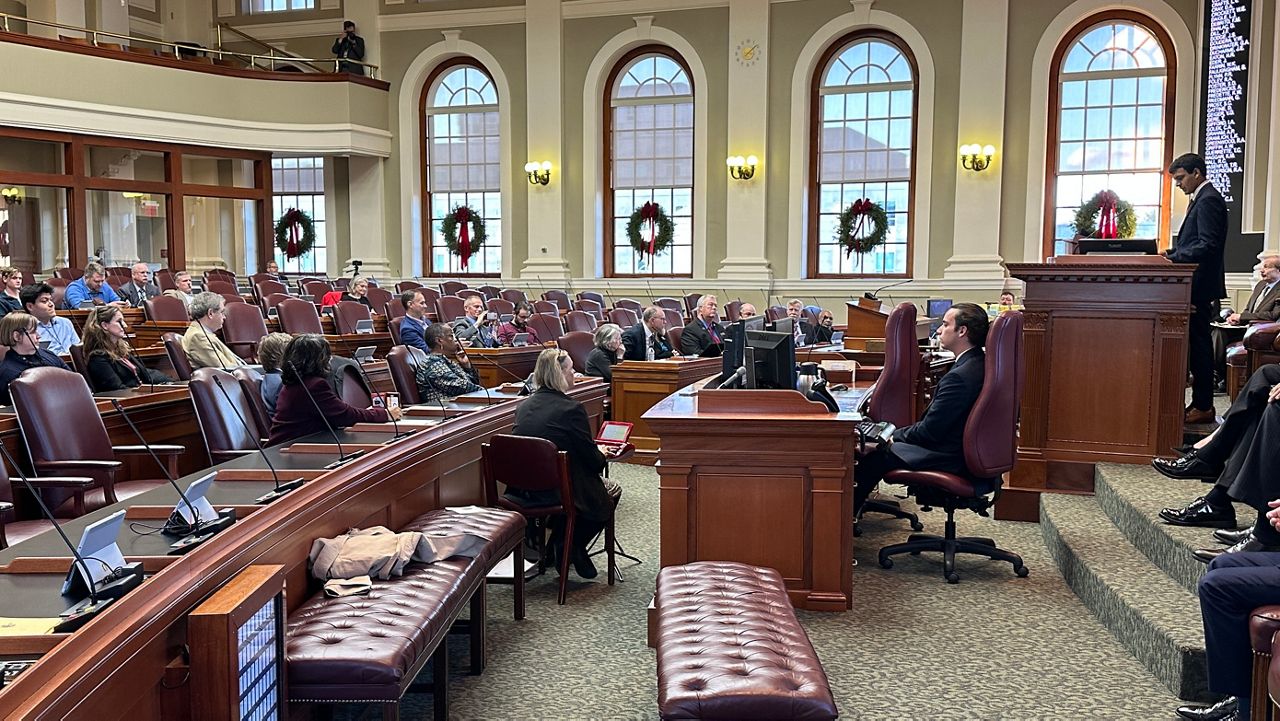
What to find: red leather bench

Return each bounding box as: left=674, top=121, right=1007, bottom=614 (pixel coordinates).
left=654, top=561, right=837, bottom=720
left=286, top=507, right=525, bottom=721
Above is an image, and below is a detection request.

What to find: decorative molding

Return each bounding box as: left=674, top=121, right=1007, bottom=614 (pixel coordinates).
left=320, top=0, right=340, bottom=9
left=128, top=16, right=164, bottom=40
left=563, top=0, right=725, bottom=19
left=377, top=7, right=525, bottom=32
left=225, top=17, right=344, bottom=40
left=1022, top=312, right=1048, bottom=331
left=128, top=0, right=157, bottom=12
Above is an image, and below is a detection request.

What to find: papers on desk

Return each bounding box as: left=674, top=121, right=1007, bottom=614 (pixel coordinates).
left=0, top=617, right=60, bottom=635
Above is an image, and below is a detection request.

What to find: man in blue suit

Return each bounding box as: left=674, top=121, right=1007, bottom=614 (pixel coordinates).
left=1165, top=152, right=1228, bottom=425
left=853, top=302, right=989, bottom=513
left=397, top=289, right=431, bottom=353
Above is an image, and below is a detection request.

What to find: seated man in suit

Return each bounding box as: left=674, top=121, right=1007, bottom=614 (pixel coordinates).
left=117, top=262, right=160, bottom=308
left=622, top=306, right=674, bottom=361
left=414, top=323, right=483, bottom=404
left=737, top=302, right=758, bottom=319
left=785, top=299, right=810, bottom=347
left=852, top=302, right=989, bottom=514
left=1213, top=256, right=1280, bottom=388
left=452, top=295, right=498, bottom=348
left=0, top=312, right=71, bottom=405
left=806, top=309, right=836, bottom=345
left=680, top=294, right=723, bottom=356
left=63, top=262, right=126, bottom=309
left=163, top=271, right=195, bottom=312
left=398, top=289, right=431, bottom=353
left=181, top=291, right=247, bottom=370
left=21, top=283, right=80, bottom=355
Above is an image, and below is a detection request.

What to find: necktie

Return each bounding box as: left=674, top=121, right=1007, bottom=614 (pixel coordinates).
left=708, top=322, right=719, bottom=344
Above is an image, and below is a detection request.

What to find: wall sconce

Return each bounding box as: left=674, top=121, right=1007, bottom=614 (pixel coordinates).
left=960, top=144, right=995, bottom=172
left=524, top=161, right=552, bottom=186
left=726, top=155, right=758, bottom=181
left=122, top=192, right=150, bottom=200
left=0, top=187, right=23, bottom=205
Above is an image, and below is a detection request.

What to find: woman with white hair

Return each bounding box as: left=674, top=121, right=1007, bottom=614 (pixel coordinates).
left=508, top=348, right=620, bottom=579
left=585, top=323, right=623, bottom=383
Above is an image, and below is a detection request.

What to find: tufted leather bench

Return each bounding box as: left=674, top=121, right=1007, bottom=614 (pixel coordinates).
left=655, top=562, right=838, bottom=720
left=286, top=507, right=525, bottom=721
left=1251, top=605, right=1280, bottom=720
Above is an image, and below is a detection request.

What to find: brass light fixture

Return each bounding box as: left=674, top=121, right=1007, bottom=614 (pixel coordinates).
left=726, top=155, right=758, bottom=181
left=524, top=161, right=552, bottom=186
left=960, top=144, right=996, bottom=172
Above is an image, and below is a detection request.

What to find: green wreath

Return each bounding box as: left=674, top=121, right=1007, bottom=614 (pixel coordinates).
left=626, top=201, right=675, bottom=257
left=836, top=199, right=889, bottom=257
left=1072, top=190, right=1137, bottom=239
left=274, top=208, right=315, bottom=260
left=440, top=205, right=487, bottom=269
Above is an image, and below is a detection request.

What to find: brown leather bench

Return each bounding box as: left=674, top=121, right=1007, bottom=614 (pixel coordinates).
left=286, top=507, right=525, bottom=721
left=655, top=561, right=838, bottom=720
left=1251, top=605, right=1280, bottom=720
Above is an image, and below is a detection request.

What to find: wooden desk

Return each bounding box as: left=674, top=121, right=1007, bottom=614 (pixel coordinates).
left=610, top=357, right=722, bottom=455
left=131, top=320, right=189, bottom=350
left=59, top=307, right=145, bottom=333
left=841, top=301, right=932, bottom=351
left=466, top=345, right=543, bottom=388
left=997, top=258, right=1193, bottom=521
left=644, top=383, right=858, bottom=611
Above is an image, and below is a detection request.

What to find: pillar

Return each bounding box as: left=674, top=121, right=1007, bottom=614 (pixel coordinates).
left=519, top=0, right=571, bottom=282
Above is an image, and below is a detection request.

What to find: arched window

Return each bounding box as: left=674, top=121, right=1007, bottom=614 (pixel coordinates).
left=421, top=60, right=501, bottom=276
left=1046, top=13, right=1174, bottom=256
left=605, top=47, right=694, bottom=277
left=809, top=33, right=916, bottom=277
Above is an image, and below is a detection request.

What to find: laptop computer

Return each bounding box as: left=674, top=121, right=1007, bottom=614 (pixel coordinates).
left=511, top=333, right=530, bottom=347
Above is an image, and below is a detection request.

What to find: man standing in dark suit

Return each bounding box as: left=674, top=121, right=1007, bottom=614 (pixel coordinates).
left=622, top=305, right=674, bottom=361
left=853, top=302, right=989, bottom=512
left=679, top=294, right=724, bottom=356
left=1165, top=153, right=1228, bottom=424
left=117, top=262, right=160, bottom=308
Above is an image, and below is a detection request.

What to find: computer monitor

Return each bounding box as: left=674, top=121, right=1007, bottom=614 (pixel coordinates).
left=772, top=317, right=795, bottom=338
left=926, top=299, right=952, bottom=319
left=717, top=316, right=767, bottom=388
left=745, top=330, right=796, bottom=390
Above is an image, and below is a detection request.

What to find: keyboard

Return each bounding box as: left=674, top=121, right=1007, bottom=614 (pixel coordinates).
left=856, top=420, right=896, bottom=445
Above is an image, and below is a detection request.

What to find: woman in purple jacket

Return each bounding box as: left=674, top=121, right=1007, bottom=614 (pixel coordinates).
left=268, top=333, right=401, bottom=446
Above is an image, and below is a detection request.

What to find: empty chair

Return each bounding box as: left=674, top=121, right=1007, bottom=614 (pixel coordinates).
left=526, top=313, right=563, bottom=344
left=366, top=286, right=393, bottom=314
left=332, top=277, right=350, bottom=292
left=654, top=297, right=683, bottom=316
left=476, top=285, right=501, bottom=301
left=385, top=346, right=423, bottom=405
left=395, top=280, right=423, bottom=294
left=301, top=280, right=333, bottom=305
left=385, top=298, right=406, bottom=320
left=262, top=292, right=291, bottom=314
left=163, top=332, right=193, bottom=381
left=295, top=277, right=322, bottom=293
left=661, top=308, right=683, bottom=330
left=614, top=298, right=643, bottom=314
left=564, top=311, right=597, bottom=333
left=667, top=326, right=684, bottom=355
left=153, top=269, right=176, bottom=292
left=765, top=305, right=787, bottom=322
left=189, top=368, right=265, bottom=464
left=50, top=283, right=68, bottom=311
left=542, top=290, right=572, bottom=311
left=206, top=279, right=238, bottom=296
left=608, top=307, right=638, bottom=328
left=418, top=286, right=442, bottom=309
left=232, top=367, right=272, bottom=443
left=577, top=291, right=606, bottom=307
left=558, top=331, right=594, bottom=373
left=440, top=280, right=468, bottom=296
left=222, top=302, right=270, bottom=362
left=333, top=301, right=373, bottom=335
left=277, top=297, right=324, bottom=335
left=724, top=300, right=742, bottom=322
left=487, top=298, right=516, bottom=316
left=249, top=273, right=279, bottom=286
left=436, top=295, right=467, bottom=324
left=456, top=289, right=485, bottom=302
left=204, top=268, right=237, bottom=284
left=337, top=362, right=372, bottom=408
left=0, top=459, right=82, bottom=549
left=219, top=293, right=246, bottom=306
left=499, top=288, right=527, bottom=305
left=534, top=299, right=560, bottom=316
left=54, top=268, right=83, bottom=281
left=573, top=299, right=605, bottom=321
left=67, top=344, right=92, bottom=386
left=682, top=293, right=701, bottom=318
left=254, top=279, right=287, bottom=304
left=143, top=295, right=189, bottom=322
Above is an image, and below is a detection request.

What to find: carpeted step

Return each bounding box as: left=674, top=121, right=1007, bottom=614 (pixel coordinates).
left=1094, top=462, right=1251, bottom=594
left=1040, top=493, right=1210, bottom=701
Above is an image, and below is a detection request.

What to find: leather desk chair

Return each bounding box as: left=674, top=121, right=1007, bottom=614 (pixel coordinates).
left=418, top=287, right=442, bottom=313
left=332, top=301, right=373, bottom=336
left=608, top=308, right=638, bottom=328
left=301, top=280, right=332, bottom=306
left=476, top=284, right=501, bottom=300
left=394, top=280, right=423, bottom=294
left=440, top=280, right=467, bottom=296
left=248, top=273, right=277, bottom=286
left=205, top=280, right=238, bottom=296
left=654, top=297, right=683, bottom=317
left=482, top=434, right=616, bottom=604
left=254, top=280, right=287, bottom=305
left=577, top=291, right=606, bottom=307
left=219, top=293, right=246, bottom=307
left=765, top=305, right=787, bottom=322
left=189, top=368, right=264, bottom=464
left=154, top=269, right=176, bottom=292
left=10, top=367, right=182, bottom=517
left=204, top=268, right=237, bottom=285
left=54, top=268, right=82, bottom=281
left=232, top=367, right=272, bottom=439
left=221, top=302, right=269, bottom=362
left=526, top=313, right=563, bottom=344
left=385, top=298, right=406, bottom=320
left=681, top=293, right=701, bottom=318
left=858, top=302, right=925, bottom=534
left=67, top=344, right=92, bottom=385
left=456, top=289, right=485, bottom=303
left=277, top=298, right=324, bottom=335
left=262, top=292, right=290, bottom=315
left=435, top=295, right=467, bottom=324
left=48, top=281, right=69, bottom=311
left=615, top=298, right=643, bottom=314
left=661, top=308, right=683, bottom=330
left=667, top=327, right=684, bottom=355
left=558, top=331, right=594, bottom=373
left=542, top=289, right=572, bottom=312
left=533, top=299, right=559, bottom=316
left=388, top=317, right=404, bottom=346
left=573, top=299, right=605, bottom=322
left=486, top=298, right=515, bottom=316
left=877, top=312, right=1029, bottom=583
left=385, top=346, right=423, bottom=405
left=366, top=287, right=392, bottom=314
left=294, top=276, right=321, bottom=293
left=337, top=362, right=373, bottom=408
left=162, top=332, right=194, bottom=380
left=499, top=288, right=527, bottom=305
left=144, top=295, right=190, bottom=323
left=332, top=277, right=350, bottom=292
left=0, top=458, right=94, bottom=549
left=565, top=311, right=597, bottom=334
left=723, top=300, right=742, bottom=322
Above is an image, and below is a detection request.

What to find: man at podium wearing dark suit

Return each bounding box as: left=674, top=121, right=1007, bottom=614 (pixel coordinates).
left=853, top=303, right=989, bottom=513
left=1213, top=256, right=1280, bottom=388
left=1164, top=152, right=1227, bottom=425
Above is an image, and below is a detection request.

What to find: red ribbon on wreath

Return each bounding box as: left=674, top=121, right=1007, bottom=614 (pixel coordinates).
left=283, top=207, right=302, bottom=260
left=1097, top=191, right=1118, bottom=239
left=455, top=207, right=472, bottom=269
left=639, top=201, right=659, bottom=256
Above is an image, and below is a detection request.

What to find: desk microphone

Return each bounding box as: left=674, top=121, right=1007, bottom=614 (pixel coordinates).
left=210, top=375, right=305, bottom=504
left=864, top=279, right=911, bottom=301
left=285, top=361, right=364, bottom=466
left=196, top=318, right=236, bottom=371
left=0, top=443, right=142, bottom=631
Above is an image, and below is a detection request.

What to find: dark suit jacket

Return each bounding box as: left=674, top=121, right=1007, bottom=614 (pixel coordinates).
left=1167, top=183, right=1227, bottom=305
left=890, top=348, right=985, bottom=476
left=1239, top=280, right=1280, bottom=323
left=801, top=321, right=834, bottom=346
left=679, top=319, right=724, bottom=356
left=511, top=387, right=610, bottom=521
left=398, top=315, right=431, bottom=353
left=86, top=351, right=173, bottom=392
left=585, top=346, right=621, bottom=382
left=118, top=281, right=160, bottom=308
left=621, top=322, right=673, bottom=361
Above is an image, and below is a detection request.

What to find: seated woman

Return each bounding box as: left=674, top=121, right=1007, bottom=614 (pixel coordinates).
left=342, top=276, right=375, bottom=312
left=255, top=332, right=292, bottom=416
left=82, top=306, right=174, bottom=392
left=415, top=323, right=483, bottom=403
left=497, top=301, right=541, bottom=346
left=269, top=334, right=401, bottom=446
left=0, top=312, right=70, bottom=404
left=508, top=348, right=621, bottom=579
left=585, top=323, right=623, bottom=383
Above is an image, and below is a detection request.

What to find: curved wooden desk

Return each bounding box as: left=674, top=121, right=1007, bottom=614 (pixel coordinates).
left=0, top=380, right=607, bottom=719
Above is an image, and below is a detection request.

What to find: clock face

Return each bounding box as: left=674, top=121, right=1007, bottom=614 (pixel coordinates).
left=735, top=39, right=761, bottom=67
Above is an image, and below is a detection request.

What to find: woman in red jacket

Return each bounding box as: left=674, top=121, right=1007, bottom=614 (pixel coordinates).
left=268, top=333, right=401, bottom=446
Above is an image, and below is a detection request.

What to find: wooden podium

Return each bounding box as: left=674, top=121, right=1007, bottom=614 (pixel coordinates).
left=644, top=385, right=857, bottom=611
left=843, top=298, right=888, bottom=350
left=610, top=357, right=723, bottom=455
left=997, top=256, right=1194, bottom=520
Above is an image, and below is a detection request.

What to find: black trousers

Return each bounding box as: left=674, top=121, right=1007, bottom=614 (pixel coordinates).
left=1189, top=300, right=1216, bottom=411
left=853, top=445, right=910, bottom=513
left=1199, top=551, right=1280, bottom=707
left=1202, top=364, right=1280, bottom=510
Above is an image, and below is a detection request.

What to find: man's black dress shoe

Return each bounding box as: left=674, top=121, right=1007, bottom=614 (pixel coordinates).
left=1159, top=496, right=1237, bottom=528
left=571, top=546, right=598, bottom=579
left=1175, top=695, right=1238, bottom=720
left=1194, top=534, right=1280, bottom=563
left=1153, top=451, right=1223, bottom=481
left=1213, top=527, right=1251, bottom=545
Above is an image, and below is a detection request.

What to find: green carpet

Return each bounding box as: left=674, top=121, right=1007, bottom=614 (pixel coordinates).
left=345, top=463, right=1182, bottom=720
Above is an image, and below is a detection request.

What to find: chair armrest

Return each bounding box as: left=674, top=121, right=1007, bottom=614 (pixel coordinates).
left=112, top=444, right=185, bottom=456
left=1244, top=322, right=1280, bottom=351
left=35, top=459, right=122, bottom=473
left=17, top=476, right=97, bottom=489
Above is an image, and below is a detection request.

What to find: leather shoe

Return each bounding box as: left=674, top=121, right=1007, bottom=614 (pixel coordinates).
left=1152, top=451, right=1223, bottom=481
left=1185, top=407, right=1217, bottom=424
left=571, top=546, right=598, bottom=579
left=1194, top=534, right=1280, bottom=563
left=1158, top=496, right=1236, bottom=528
left=1175, top=695, right=1238, bottom=720
left=1213, top=527, right=1251, bottom=545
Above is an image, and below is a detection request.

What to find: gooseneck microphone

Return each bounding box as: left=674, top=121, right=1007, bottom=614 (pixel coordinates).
left=210, top=375, right=305, bottom=503
left=284, top=360, right=364, bottom=466
left=864, top=279, right=911, bottom=301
